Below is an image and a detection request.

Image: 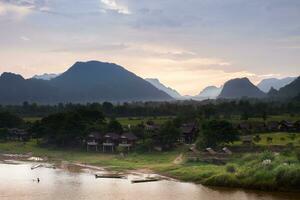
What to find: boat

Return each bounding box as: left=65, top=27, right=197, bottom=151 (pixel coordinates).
left=131, top=177, right=160, bottom=183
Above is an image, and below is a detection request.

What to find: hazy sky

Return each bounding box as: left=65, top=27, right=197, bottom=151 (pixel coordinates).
left=0, top=0, right=299, bottom=95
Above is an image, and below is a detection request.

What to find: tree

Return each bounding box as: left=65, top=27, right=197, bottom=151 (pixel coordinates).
left=157, top=121, right=181, bottom=150
left=0, top=112, right=24, bottom=128
left=107, top=118, right=123, bottom=133
left=196, top=120, right=238, bottom=149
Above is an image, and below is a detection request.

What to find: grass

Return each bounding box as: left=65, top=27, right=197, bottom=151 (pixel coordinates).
left=228, top=114, right=300, bottom=123
left=233, top=132, right=300, bottom=147
left=116, top=116, right=173, bottom=126
left=23, top=116, right=173, bottom=126
left=0, top=139, right=299, bottom=192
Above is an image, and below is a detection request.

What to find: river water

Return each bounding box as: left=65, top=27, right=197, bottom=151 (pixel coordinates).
left=0, top=161, right=299, bottom=200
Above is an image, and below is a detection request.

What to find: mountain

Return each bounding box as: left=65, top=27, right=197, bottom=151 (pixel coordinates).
left=195, top=86, right=222, bottom=100
left=0, top=61, right=173, bottom=104
left=270, top=76, right=300, bottom=99
left=257, top=77, right=296, bottom=92
left=145, top=78, right=182, bottom=99
left=218, top=77, right=266, bottom=99
left=32, top=73, right=60, bottom=80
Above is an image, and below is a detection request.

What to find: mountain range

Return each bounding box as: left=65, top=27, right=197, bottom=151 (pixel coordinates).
left=257, top=77, right=296, bottom=92
left=145, top=78, right=182, bottom=99
left=0, top=61, right=173, bottom=104
left=218, top=77, right=266, bottom=99
left=0, top=60, right=299, bottom=103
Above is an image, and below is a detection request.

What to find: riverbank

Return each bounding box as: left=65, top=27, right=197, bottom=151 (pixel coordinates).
left=0, top=140, right=299, bottom=192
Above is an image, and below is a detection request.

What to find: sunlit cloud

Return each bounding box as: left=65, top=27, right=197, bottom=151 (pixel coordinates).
left=100, top=0, right=130, bottom=15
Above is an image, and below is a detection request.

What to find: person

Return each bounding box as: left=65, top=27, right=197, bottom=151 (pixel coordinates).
left=37, top=178, right=40, bottom=183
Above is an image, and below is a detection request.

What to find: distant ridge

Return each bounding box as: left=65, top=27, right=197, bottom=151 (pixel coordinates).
left=145, top=78, right=182, bottom=99
left=32, top=73, right=60, bottom=80
left=218, top=77, right=266, bottom=99
left=269, top=76, right=300, bottom=99
left=0, top=61, right=173, bottom=104
left=257, top=77, right=296, bottom=92
left=195, top=86, right=222, bottom=100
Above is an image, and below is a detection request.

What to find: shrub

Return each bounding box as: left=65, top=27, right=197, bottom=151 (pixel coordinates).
left=275, top=165, right=300, bottom=189
left=204, top=173, right=239, bottom=187
left=266, top=137, right=273, bottom=144
left=296, top=150, right=300, bottom=162
left=261, top=151, right=275, bottom=161
left=226, top=164, right=236, bottom=173
left=253, top=135, right=261, bottom=143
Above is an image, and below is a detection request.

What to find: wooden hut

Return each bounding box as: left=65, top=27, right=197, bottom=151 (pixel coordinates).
left=180, top=123, right=198, bottom=144
left=279, top=120, right=295, bottom=132
left=102, top=132, right=120, bottom=152
left=86, top=132, right=102, bottom=151
left=251, top=122, right=266, bottom=132
left=295, top=121, right=300, bottom=132
left=267, top=121, right=280, bottom=132
left=119, top=132, right=138, bottom=151
left=240, top=135, right=253, bottom=145
left=8, top=128, right=29, bottom=141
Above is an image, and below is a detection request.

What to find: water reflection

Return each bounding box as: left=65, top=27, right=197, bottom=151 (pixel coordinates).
left=0, top=162, right=298, bottom=200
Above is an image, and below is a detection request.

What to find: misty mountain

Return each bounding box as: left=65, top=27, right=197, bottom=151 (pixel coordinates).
left=32, top=73, right=60, bottom=80
left=218, top=77, right=266, bottom=99
left=269, top=76, right=300, bottom=99
left=195, top=86, right=222, bottom=100
left=145, top=78, right=182, bottom=99
left=257, top=77, right=296, bottom=92
left=0, top=61, right=173, bottom=104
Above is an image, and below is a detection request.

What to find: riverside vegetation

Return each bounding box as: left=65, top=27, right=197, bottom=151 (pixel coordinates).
left=0, top=100, right=300, bottom=192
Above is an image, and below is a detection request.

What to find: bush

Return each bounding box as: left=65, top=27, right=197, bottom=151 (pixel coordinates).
left=253, top=135, right=261, bottom=143
left=204, top=173, right=239, bottom=187
left=226, top=164, right=236, bottom=173
left=261, top=151, right=275, bottom=161
left=296, top=150, right=300, bottom=162
left=275, top=165, right=300, bottom=189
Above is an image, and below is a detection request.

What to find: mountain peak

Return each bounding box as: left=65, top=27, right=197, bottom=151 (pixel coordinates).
left=0, top=72, right=24, bottom=81
left=218, top=77, right=266, bottom=99
left=145, top=78, right=182, bottom=99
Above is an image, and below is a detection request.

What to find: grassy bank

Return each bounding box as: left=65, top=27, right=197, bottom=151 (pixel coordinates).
left=0, top=140, right=299, bottom=192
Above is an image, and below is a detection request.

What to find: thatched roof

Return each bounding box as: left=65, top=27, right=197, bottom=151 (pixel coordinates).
left=104, top=132, right=120, bottom=140
left=120, top=132, right=138, bottom=141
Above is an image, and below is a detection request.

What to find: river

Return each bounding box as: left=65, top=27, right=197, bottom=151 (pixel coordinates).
left=0, top=161, right=299, bottom=200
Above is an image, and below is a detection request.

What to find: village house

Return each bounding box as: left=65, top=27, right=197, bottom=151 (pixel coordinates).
left=119, top=132, right=138, bottom=151
left=240, top=135, right=253, bottom=145
left=86, top=132, right=102, bottom=151
left=250, top=122, right=266, bottom=132
left=102, top=132, right=120, bottom=152
left=267, top=121, right=280, bottom=132
left=7, top=128, right=30, bottom=141
left=180, top=123, right=198, bottom=144
left=279, top=120, right=295, bottom=132
left=295, top=121, right=300, bottom=132
left=237, top=122, right=251, bottom=134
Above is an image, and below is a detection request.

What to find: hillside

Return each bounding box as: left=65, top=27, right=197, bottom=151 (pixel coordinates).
left=218, top=77, right=266, bottom=99
left=0, top=61, right=173, bottom=104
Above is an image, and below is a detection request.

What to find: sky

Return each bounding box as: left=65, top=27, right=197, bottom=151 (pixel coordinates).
left=0, top=0, right=299, bottom=95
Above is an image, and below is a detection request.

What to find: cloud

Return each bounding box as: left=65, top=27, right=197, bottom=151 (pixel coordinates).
left=20, top=36, right=30, bottom=41
left=100, top=0, right=130, bottom=15
left=0, top=0, right=49, bottom=19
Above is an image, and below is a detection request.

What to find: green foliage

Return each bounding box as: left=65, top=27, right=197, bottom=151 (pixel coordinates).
left=260, top=150, right=275, bottom=161
left=226, top=164, right=236, bottom=173
left=0, top=111, right=24, bottom=128
left=197, top=120, right=238, bottom=149
left=157, top=121, right=181, bottom=150
left=296, top=150, right=300, bottom=161
left=275, top=165, right=300, bottom=189
left=253, top=135, right=261, bottom=143
left=0, top=128, right=8, bottom=141
left=35, top=108, right=104, bottom=147
left=107, top=118, right=123, bottom=133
